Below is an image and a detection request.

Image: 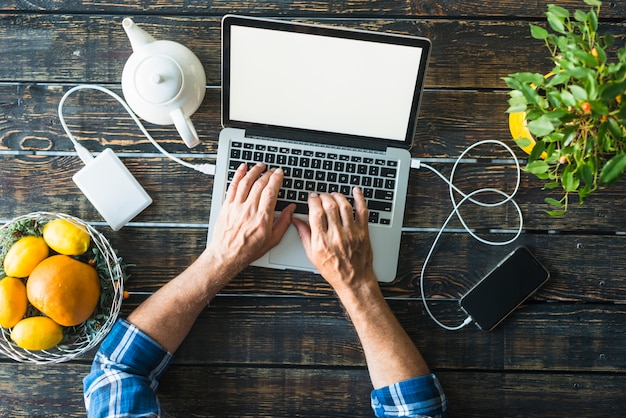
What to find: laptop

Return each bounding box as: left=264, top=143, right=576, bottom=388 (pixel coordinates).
left=207, top=15, right=431, bottom=282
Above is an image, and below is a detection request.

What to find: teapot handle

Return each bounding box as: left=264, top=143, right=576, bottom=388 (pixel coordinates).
left=171, top=108, right=200, bottom=148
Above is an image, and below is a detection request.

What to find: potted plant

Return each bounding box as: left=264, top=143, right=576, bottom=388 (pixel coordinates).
left=503, top=0, right=626, bottom=215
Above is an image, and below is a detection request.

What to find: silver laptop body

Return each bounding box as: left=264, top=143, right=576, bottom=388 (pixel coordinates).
left=208, top=15, right=431, bottom=282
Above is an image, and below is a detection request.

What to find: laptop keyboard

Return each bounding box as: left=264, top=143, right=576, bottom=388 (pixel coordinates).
left=226, top=140, right=398, bottom=225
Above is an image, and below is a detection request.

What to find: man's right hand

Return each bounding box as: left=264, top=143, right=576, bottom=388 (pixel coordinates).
left=292, top=187, right=377, bottom=292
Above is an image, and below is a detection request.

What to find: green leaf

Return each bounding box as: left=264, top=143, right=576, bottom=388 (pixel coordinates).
left=528, top=116, right=555, bottom=136
left=544, top=197, right=564, bottom=207
left=573, top=9, right=588, bottom=23
left=562, top=129, right=577, bottom=147
left=502, top=76, right=521, bottom=90
left=599, top=153, right=626, bottom=185
left=547, top=5, right=570, bottom=19
left=546, top=13, right=566, bottom=34
left=588, top=6, right=599, bottom=31
left=603, top=33, right=616, bottom=49
left=600, top=80, right=626, bottom=102
left=584, top=0, right=602, bottom=7
left=587, top=74, right=599, bottom=101
left=598, top=120, right=608, bottom=147
left=506, top=103, right=528, bottom=114
left=507, top=72, right=544, bottom=85
left=607, top=117, right=624, bottom=140
left=546, top=72, right=570, bottom=88
left=569, top=84, right=588, bottom=101
left=530, top=24, right=549, bottom=40
left=545, top=108, right=568, bottom=122
left=561, top=60, right=593, bottom=79
left=546, top=209, right=567, bottom=216
left=529, top=139, right=546, bottom=161
left=590, top=100, right=608, bottom=115
left=506, top=94, right=528, bottom=113
left=543, top=182, right=561, bottom=190
left=579, top=162, right=594, bottom=188
left=513, top=137, right=532, bottom=148
left=520, top=83, right=543, bottom=107
left=560, top=90, right=577, bottom=107
left=562, top=168, right=580, bottom=192
left=547, top=91, right=563, bottom=108
left=571, top=48, right=598, bottom=67
left=525, top=160, right=550, bottom=174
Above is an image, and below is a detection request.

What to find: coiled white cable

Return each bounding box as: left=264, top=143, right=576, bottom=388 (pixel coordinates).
left=57, top=84, right=215, bottom=175
left=413, top=140, right=524, bottom=331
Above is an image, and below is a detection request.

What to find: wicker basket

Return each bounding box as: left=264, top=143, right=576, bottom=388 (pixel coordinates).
left=0, top=212, right=124, bottom=363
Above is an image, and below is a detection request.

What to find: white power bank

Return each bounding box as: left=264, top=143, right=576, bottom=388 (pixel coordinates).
left=73, top=148, right=152, bottom=231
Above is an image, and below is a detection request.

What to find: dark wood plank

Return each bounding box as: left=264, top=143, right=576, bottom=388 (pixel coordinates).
left=159, top=296, right=626, bottom=373
left=0, top=363, right=626, bottom=418
left=159, top=369, right=626, bottom=417
left=4, top=0, right=626, bottom=18
left=0, top=362, right=88, bottom=417
left=2, top=15, right=623, bottom=88
left=2, top=361, right=624, bottom=418
left=439, top=371, right=626, bottom=418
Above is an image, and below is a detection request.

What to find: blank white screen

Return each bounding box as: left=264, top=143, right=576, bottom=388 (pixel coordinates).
left=228, top=26, right=423, bottom=141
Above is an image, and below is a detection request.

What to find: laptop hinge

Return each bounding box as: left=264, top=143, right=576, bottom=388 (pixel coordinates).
left=244, top=126, right=388, bottom=153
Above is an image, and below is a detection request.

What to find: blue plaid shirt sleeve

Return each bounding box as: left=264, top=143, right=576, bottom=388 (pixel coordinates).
left=83, top=318, right=173, bottom=418
left=371, top=373, right=448, bottom=418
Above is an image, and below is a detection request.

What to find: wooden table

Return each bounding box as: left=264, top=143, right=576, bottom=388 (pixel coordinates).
left=1, top=1, right=626, bottom=416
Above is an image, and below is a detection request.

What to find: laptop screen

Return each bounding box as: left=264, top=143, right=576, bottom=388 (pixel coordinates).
left=222, top=16, right=431, bottom=149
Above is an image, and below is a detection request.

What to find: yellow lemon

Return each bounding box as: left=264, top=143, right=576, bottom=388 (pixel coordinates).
left=3, top=236, right=49, bottom=278
left=43, top=219, right=91, bottom=256
left=509, top=111, right=549, bottom=159
left=11, top=316, right=63, bottom=351
left=27, top=255, right=101, bottom=327
left=0, top=277, right=28, bottom=328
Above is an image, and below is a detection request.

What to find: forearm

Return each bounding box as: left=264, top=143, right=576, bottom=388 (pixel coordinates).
left=336, top=276, right=430, bottom=389
left=127, top=249, right=238, bottom=353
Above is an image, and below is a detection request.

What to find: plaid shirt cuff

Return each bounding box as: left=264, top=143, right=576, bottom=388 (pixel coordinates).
left=371, top=373, right=448, bottom=417
left=83, top=318, right=173, bottom=417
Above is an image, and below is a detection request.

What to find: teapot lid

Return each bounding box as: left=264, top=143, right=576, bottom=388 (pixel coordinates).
left=131, top=55, right=183, bottom=104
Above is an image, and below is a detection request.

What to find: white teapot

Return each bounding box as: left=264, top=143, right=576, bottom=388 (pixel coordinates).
left=121, top=17, right=205, bottom=148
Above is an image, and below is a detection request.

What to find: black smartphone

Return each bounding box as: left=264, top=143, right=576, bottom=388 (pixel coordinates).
left=458, top=246, right=550, bottom=331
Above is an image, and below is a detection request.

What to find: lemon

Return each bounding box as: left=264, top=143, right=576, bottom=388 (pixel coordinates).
left=3, top=236, right=49, bottom=278
left=11, top=316, right=63, bottom=351
left=0, top=277, right=28, bottom=328
left=43, top=219, right=91, bottom=256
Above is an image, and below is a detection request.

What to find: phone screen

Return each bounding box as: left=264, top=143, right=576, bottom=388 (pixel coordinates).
left=459, top=247, right=550, bottom=331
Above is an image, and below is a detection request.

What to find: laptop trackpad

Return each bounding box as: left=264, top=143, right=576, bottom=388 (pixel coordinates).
left=269, top=225, right=315, bottom=269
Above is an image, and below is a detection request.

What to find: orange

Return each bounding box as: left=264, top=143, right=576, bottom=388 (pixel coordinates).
left=27, top=255, right=100, bottom=327
left=11, top=316, right=63, bottom=350
left=3, top=236, right=49, bottom=278
left=43, top=219, right=91, bottom=256
left=0, top=277, right=28, bottom=328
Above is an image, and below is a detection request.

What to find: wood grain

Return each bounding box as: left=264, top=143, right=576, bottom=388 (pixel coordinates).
left=2, top=2, right=626, bottom=417
left=1, top=361, right=624, bottom=417
left=1, top=15, right=624, bottom=89
left=3, top=0, right=626, bottom=17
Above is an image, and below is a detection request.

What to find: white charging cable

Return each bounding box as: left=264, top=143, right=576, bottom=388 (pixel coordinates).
left=412, top=139, right=524, bottom=331
left=57, top=84, right=216, bottom=175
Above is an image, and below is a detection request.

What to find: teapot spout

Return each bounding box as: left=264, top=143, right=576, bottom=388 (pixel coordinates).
left=122, top=17, right=156, bottom=52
